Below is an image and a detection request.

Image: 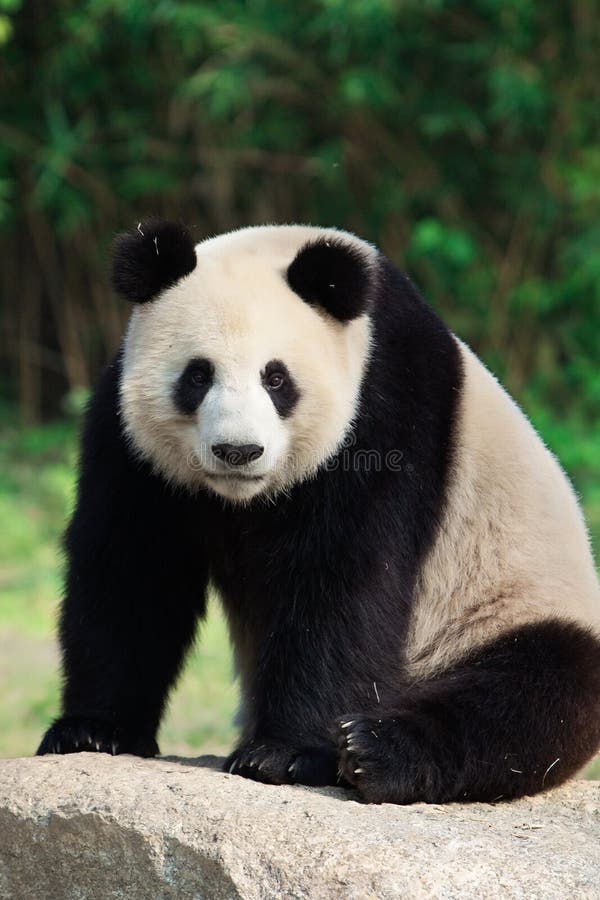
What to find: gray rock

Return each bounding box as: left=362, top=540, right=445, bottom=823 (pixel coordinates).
left=0, top=754, right=599, bottom=899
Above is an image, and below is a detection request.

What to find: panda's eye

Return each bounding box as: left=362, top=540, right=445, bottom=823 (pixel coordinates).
left=189, top=370, right=208, bottom=386
left=185, top=360, right=213, bottom=388
left=266, top=371, right=285, bottom=391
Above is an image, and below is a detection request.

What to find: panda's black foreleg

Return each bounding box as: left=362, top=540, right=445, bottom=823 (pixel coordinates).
left=38, top=541, right=207, bottom=760
left=37, top=357, right=209, bottom=758
left=334, top=619, right=600, bottom=803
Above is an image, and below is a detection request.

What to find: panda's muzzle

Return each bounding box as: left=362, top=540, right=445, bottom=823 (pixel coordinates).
left=211, top=442, right=265, bottom=467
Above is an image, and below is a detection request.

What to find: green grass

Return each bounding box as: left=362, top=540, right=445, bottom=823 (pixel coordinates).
left=0, top=409, right=598, bottom=778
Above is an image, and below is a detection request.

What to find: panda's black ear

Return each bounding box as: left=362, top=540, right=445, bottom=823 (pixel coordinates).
left=286, top=237, right=373, bottom=322
left=110, top=218, right=197, bottom=303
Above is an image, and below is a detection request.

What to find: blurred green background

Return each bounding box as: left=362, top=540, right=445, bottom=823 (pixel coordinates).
left=0, top=1, right=598, bottom=775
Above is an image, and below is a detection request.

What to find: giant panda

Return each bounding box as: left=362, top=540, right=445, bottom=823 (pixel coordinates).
left=37, top=218, right=600, bottom=804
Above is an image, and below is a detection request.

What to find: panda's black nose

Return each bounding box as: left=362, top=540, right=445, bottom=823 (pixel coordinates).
left=211, top=442, right=264, bottom=466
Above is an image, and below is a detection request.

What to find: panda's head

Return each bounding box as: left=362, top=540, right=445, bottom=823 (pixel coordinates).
left=114, top=219, right=375, bottom=503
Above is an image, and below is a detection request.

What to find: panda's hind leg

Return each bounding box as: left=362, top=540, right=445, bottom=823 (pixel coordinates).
left=334, top=619, right=600, bottom=803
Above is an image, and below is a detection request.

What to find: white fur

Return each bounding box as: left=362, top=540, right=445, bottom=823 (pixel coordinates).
left=406, top=340, right=600, bottom=678
left=120, top=225, right=374, bottom=502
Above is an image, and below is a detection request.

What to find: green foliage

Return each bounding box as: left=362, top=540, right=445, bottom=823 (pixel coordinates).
left=0, top=409, right=75, bottom=635
left=1, top=0, right=599, bottom=428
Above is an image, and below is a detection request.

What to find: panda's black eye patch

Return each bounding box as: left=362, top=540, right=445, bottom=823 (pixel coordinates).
left=174, top=358, right=214, bottom=415
left=261, top=360, right=299, bottom=419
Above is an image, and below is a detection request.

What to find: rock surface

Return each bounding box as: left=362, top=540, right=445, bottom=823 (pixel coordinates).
left=0, top=754, right=599, bottom=899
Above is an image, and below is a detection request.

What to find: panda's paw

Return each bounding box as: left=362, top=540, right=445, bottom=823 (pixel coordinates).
left=334, top=712, right=442, bottom=804
left=36, top=716, right=159, bottom=758
left=224, top=740, right=338, bottom=787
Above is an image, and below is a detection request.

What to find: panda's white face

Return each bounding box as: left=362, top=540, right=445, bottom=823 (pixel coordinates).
left=120, top=226, right=372, bottom=503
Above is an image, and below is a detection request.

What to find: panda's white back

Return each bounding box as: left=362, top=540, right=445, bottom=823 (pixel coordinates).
left=407, top=339, right=600, bottom=678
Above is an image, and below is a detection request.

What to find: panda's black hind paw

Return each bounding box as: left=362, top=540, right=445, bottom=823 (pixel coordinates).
left=36, top=716, right=159, bottom=758
left=225, top=739, right=338, bottom=787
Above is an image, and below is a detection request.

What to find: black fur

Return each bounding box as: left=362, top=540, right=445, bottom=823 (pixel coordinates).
left=37, top=247, right=600, bottom=804
left=111, top=218, right=197, bottom=303
left=287, top=237, right=372, bottom=321
left=173, top=358, right=214, bottom=416
left=261, top=359, right=299, bottom=418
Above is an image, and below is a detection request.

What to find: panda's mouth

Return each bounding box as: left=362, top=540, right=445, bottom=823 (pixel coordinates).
left=204, top=472, right=265, bottom=483
left=203, top=469, right=269, bottom=502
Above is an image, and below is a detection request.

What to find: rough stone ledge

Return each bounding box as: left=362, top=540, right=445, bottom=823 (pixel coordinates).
left=0, top=755, right=599, bottom=900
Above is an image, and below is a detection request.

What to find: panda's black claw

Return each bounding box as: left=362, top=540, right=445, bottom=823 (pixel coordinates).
left=224, top=740, right=338, bottom=787
left=226, top=756, right=239, bottom=775
left=36, top=716, right=159, bottom=758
